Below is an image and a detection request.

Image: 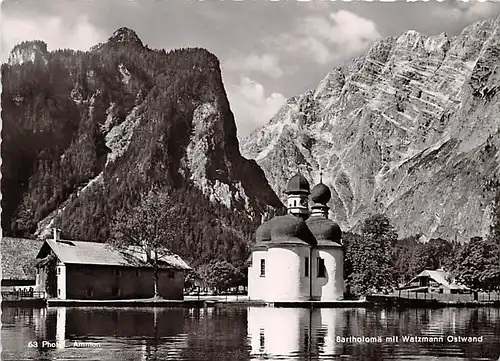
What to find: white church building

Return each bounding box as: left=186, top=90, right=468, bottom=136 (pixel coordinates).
left=248, top=173, right=344, bottom=302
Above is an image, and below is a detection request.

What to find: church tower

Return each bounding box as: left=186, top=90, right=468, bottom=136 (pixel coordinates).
left=310, top=172, right=331, bottom=219
left=284, top=173, right=310, bottom=219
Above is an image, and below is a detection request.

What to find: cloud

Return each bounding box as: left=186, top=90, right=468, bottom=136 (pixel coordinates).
left=1, top=14, right=106, bottom=63
left=224, top=53, right=284, bottom=79
left=269, top=10, right=381, bottom=65
left=227, top=77, right=286, bottom=137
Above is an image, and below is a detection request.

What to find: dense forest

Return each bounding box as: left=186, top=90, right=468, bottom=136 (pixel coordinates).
left=342, top=188, right=500, bottom=296
left=1, top=28, right=282, bottom=267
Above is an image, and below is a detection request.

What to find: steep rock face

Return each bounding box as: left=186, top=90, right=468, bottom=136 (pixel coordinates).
left=241, top=17, right=500, bottom=242
left=2, top=28, right=282, bottom=248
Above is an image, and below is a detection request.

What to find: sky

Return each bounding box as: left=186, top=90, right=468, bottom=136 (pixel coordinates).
left=1, top=0, right=500, bottom=139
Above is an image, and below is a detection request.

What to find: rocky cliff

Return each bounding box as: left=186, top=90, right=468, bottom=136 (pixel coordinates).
left=1, top=28, right=282, bottom=263
left=241, top=17, right=500, bottom=242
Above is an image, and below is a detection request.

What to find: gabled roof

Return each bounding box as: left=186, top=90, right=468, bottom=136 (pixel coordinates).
left=2, top=237, right=44, bottom=280
left=37, top=239, right=191, bottom=270
left=409, top=269, right=469, bottom=290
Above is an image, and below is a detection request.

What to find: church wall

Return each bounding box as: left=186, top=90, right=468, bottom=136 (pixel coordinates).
left=311, top=248, right=321, bottom=300
left=266, top=246, right=310, bottom=301
left=248, top=250, right=268, bottom=300
left=318, top=248, right=344, bottom=301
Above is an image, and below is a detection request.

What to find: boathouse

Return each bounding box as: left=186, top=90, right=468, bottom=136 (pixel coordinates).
left=35, top=229, right=191, bottom=300
left=400, top=269, right=470, bottom=294
left=248, top=173, right=344, bottom=302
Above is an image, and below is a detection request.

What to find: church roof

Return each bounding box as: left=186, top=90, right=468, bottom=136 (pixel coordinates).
left=268, top=214, right=317, bottom=247
left=285, top=173, right=310, bottom=195
left=310, top=182, right=331, bottom=204
left=306, top=216, right=342, bottom=247
left=253, top=214, right=318, bottom=249
left=255, top=220, right=273, bottom=242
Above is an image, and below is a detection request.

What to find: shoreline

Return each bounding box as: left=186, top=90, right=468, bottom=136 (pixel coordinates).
left=2, top=294, right=500, bottom=309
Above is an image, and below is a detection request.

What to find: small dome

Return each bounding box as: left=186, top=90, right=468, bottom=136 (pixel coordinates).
left=285, top=173, right=310, bottom=195
left=310, top=183, right=331, bottom=204
left=255, top=220, right=273, bottom=242
left=269, top=214, right=317, bottom=246
left=306, top=217, right=342, bottom=245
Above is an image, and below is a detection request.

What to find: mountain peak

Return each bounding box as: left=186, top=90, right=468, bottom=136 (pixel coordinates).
left=241, top=13, right=500, bottom=242
left=8, top=40, right=48, bottom=66
left=108, top=27, right=143, bottom=46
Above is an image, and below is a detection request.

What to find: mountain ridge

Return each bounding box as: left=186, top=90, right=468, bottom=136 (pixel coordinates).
left=1, top=28, right=283, bottom=265
left=241, top=15, right=500, bottom=242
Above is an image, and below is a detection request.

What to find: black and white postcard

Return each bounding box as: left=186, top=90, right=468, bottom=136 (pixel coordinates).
left=1, top=0, right=500, bottom=360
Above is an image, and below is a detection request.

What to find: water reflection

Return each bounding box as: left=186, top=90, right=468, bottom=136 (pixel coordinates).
left=247, top=308, right=345, bottom=359
left=247, top=307, right=500, bottom=361
left=1, top=306, right=500, bottom=360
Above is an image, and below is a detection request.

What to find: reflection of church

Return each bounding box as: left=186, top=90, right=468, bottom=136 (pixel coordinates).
left=247, top=307, right=342, bottom=359
left=248, top=173, right=344, bottom=302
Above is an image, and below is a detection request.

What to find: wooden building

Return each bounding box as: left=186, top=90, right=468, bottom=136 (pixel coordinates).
left=35, top=230, right=191, bottom=300
left=400, top=269, right=470, bottom=294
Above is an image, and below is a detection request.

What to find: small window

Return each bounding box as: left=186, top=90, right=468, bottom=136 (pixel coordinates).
left=115, top=269, right=121, bottom=277
left=259, top=329, right=265, bottom=349
left=294, top=200, right=297, bottom=207
left=317, top=257, right=325, bottom=278
left=136, top=269, right=141, bottom=277
left=58, top=289, right=61, bottom=296
left=86, top=287, right=94, bottom=297
left=260, top=259, right=266, bottom=277
left=305, top=257, right=309, bottom=277
left=57, top=268, right=61, bottom=275
left=168, top=271, right=175, bottom=279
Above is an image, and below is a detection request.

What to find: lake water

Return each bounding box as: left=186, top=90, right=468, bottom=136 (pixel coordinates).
left=1, top=306, right=500, bottom=360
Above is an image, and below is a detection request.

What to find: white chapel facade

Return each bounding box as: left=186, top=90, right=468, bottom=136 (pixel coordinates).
left=248, top=173, right=344, bottom=302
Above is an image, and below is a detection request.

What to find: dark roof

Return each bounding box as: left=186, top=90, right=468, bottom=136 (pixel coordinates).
left=310, top=183, right=332, bottom=204
left=268, top=214, right=317, bottom=247
left=306, top=216, right=342, bottom=247
left=37, top=239, right=191, bottom=270
left=2, top=237, right=44, bottom=280
left=285, top=173, right=310, bottom=195
left=255, top=220, right=273, bottom=242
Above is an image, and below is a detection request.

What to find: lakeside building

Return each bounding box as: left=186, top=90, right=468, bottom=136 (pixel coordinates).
left=248, top=173, right=344, bottom=302
left=400, top=269, right=470, bottom=294
left=35, top=229, right=191, bottom=300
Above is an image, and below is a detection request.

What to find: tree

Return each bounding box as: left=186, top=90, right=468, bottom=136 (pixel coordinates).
left=393, top=235, right=421, bottom=284
left=405, top=238, right=454, bottom=280
left=35, top=252, right=57, bottom=297
left=193, top=260, right=241, bottom=294
left=452, top=236, right=500, bottom=291
left=109, top=187, right=183, bottom=299
left=346, top=214, right=399, bottom=296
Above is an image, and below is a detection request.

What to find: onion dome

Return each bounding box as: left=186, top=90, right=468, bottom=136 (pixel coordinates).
left=306, top=217, right=342, bottom=247
left=255, top=219, right=273, bottom=242
left=268, top=214, right=317, bottom=247
left=285, top=173, right=310, bottom=195
left=310, top=182, right=331, bottom=204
